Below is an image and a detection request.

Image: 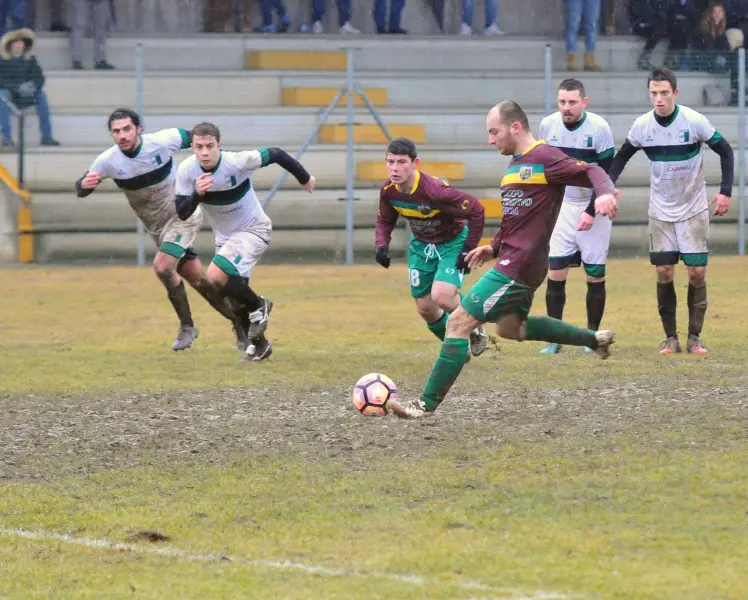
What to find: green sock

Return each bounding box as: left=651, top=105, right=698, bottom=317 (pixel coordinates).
left=420, top=337, right=469, bottom=412
left=525, top=316, right=597, bottom=348
left=426, top=311, right=449, bottom=341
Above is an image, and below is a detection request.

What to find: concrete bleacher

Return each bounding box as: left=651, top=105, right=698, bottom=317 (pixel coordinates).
left=0, top=34, right=743, bottom=263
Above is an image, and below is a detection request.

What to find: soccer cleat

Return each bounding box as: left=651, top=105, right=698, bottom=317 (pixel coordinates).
left=686, top=335, right=708, bottom=355
left=658, top=336, right=682, bottom=355
left=583, top=346, right=594, bottom=353
left=244, top=338, right=273, bottom=362
left=470, top=325, right=488, bottom=357
left=593, top=330, right=616, bottom=359
left=172, top=325, right=198, bottom=351
left=248, top=297, right=273, bottom=338
left=388, top=398, right=435, bottom=420
left=539, top=342, right=562, bottom=355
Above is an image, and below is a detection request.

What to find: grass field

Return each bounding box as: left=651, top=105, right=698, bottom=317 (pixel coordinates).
left=0, top=258, right=746, bottom=599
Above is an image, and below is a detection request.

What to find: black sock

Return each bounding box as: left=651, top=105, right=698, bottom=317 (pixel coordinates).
left=687, top=282, right=707, bottom=337
left=223, top=276, right=262, bottom=311
left=190, top=277, right=236, bottom=322
left=167, top=280, right=194, bottom=327
left=586, top=281, right=606, bottom=331
left=545, top=279, right=566, bottom=321
left=657, top=281, right=678, bottom=339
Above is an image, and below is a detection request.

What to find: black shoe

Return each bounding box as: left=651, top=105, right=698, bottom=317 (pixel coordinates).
left=41, top=137, right=60, bottom=147
left=50, top=23, right=70, bottom=32
left=388, top=27, right=408, bottom=34
left=71, top=60, right=83, bottom=70
left=244, top=337, right=273, bottom=362
left=94, top=60, right=115, bottom=70
left=376, top=26, right=386, bottom=34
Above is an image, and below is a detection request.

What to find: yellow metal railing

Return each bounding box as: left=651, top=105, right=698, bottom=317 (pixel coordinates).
left=0, top=162, right=33, bottom=263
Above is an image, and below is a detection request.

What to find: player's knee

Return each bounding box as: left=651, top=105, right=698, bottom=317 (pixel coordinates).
left=153, top=254, right=177, bottom=281
left=431, top=288, right=459, bottom=312
left=415, top=297, right=440, bottom=322
left=688, top=266, right=706, bottom=285
left=586, top=275, right=605, bottom=284
left=496, top=318, right=522, bottom=341
left=655, top=265, right=674, bottom=283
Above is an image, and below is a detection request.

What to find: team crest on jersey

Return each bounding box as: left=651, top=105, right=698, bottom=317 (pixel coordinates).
left=226, top=175, right=237, bottom=187
left=585, top=135, right=593, bottom=148
left=519, top=166, right=533, bottom=181
left=678, top=129, right=690, bottom=143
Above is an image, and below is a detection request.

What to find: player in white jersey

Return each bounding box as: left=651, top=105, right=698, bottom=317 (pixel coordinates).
left=609, top=68, right=734, bottom=356
left=537, top=78, right=616, bottom=355
left=75, top=109, right=246, bottom=353
left=175, top=122, right=316, bottom=362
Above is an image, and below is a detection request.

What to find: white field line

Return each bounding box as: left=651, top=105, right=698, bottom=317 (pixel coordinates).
left=0, top=527, right=571, bottom=600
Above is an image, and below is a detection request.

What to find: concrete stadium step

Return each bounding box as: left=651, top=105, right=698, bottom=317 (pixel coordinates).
left=41, top=69, right=728, bottom=113
left=31, top=186, right=737, bottom=234
left=30, top=34, right=672, bottom=73
left=12, top=109, right=745, bottom=149
left=2, top=147, right=737, bottom=191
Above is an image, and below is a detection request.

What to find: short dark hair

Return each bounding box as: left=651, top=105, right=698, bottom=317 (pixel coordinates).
left=386, top=137, right=417, bottom=160
left=108, top=108, right=141, bottom=130
left=558, top=78, right=586, bottom=98
left=648, top=67, right=677, bottom=91
left=495, top=100, right=530, bottom=131
left=191, top=122, right=221, bottom=142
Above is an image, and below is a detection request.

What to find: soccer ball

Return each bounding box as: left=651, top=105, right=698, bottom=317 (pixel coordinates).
left=352, top=373, right=397, bottom=416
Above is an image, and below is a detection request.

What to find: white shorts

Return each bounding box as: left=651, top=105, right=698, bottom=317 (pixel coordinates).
left=212, top=229, right=271, bottom=279
left=548, top=202, right=612, bottom=278
left=152, top=210, right=202, bottom=261
left=649, top=210, right=709, bottom=267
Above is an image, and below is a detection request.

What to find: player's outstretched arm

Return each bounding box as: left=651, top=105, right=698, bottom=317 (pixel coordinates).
left=706, top=133, right=734, bottom=216
left=545, top=153, right=618, bottom=218
left=75, top=171, right=101, bottom=198
left=432, top=181, right=485, bottom=272
left=607, top=140, right=639, bottom=184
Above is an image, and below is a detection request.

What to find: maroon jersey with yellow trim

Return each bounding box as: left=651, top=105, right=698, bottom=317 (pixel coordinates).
left=375, top=171, right=484, bottom=249
left=489, top=141, right=615, bottom=288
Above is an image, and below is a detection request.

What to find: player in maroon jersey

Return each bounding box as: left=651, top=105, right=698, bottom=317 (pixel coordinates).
left=389, top=101, right=619, bottom=419
left=375, top=138, right=488, bottom=358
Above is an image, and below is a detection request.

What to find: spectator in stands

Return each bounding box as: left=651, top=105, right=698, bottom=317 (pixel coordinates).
left=459, top=0, right=504, bottom=35
left=49, top=0, right=70, bottom=32
left=630, top=0, right=668, bottom=70
left=374, top=0, right=407, bottom=33
left=692, top=2, right=734, bottom=71
left=309, top=0, right=361, bottom=34
left=664, top=0, right=701, bottom=69
left=71, top=0, right=115, bottom=69
left=566, top=0, right=603, bottom=70
left=0, top=27, right=59, bottom=149
left=255, top=0, right=292, bottom=33
left=0, top=0, right=29, bottom=36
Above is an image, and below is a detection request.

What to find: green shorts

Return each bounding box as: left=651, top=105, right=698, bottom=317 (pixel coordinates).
left=408, top=226, right=468, bottom=298
left=461, top=269, right=536, bottom=323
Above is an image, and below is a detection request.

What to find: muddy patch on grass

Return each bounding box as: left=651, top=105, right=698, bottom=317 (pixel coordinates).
left=0, top=380, right=745, bottom=481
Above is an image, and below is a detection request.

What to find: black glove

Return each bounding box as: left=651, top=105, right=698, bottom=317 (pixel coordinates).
left=375, top=245, right=391, bottom=269
left=456, top=249, right=471, bottom=275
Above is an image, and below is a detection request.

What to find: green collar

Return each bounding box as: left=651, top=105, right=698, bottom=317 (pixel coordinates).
left=121, top=139, right=142, bottom=158
left=564, top=111, right=587, bottom=132
left=655, top=105, right=679, bottom=128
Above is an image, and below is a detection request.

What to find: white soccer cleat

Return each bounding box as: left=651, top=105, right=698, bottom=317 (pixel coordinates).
left=593, top=330, right=616, bottom=359
left=470, top=325, right=488, bottom=357
left=388, top=398, right=435, bottom=420
left=172, top=325, right=198, bottom=351
left=248, top=297, right=273, bottom=339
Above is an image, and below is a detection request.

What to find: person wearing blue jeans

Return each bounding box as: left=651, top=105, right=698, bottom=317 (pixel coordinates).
left=374, top=0, right=406, bottom=33
left=460, top=0, right=503, bottom=35
left=310, top=0, right=360, bottom=33
left=0, top=28, right=59, bottom=149
left=0, top=0, right=28, bottom=36
left=256, top=0, right=292, bottom=32
left=566, top=0, right=603, bottom=70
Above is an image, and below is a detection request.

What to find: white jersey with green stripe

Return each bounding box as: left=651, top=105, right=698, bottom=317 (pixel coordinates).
left=175, top=149, right=272, bottom=246
left=625, top=105, right=720, bottom=222
left=88, top=128, right=191, bottom=235
left=538, top=110, right=615, bottom=206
